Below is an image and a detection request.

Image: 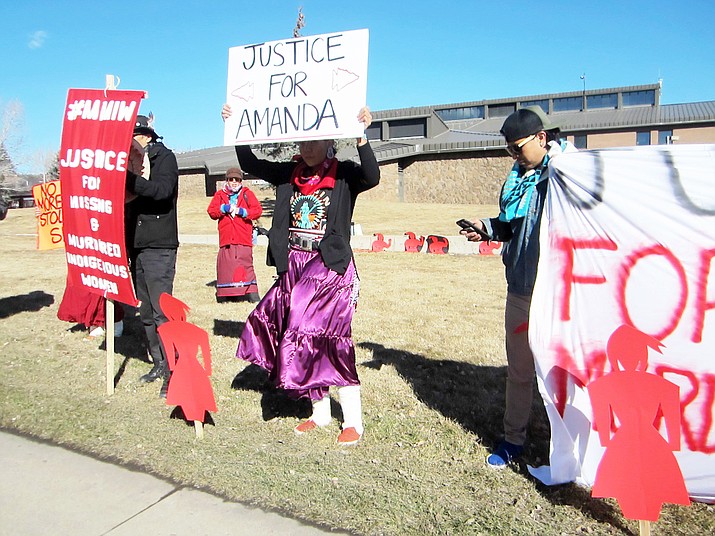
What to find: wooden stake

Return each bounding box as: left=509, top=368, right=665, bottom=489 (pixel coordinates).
left=106, top=299, right=115, bottom=395
left=194, top=420, right=204, bottom=439
left=639, top=520, right=651, bottom=536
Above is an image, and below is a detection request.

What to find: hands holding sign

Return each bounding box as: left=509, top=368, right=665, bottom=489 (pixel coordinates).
left=356, top=107, right=372, bottom=146
left=125, top=139, right=145, bottom=203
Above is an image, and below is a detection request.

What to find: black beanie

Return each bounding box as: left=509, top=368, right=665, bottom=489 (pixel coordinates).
left=500, top=106, right=557, bottom=142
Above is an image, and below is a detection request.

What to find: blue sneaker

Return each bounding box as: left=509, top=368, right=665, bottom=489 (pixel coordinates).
left=486, top=441, right=523, bottom=469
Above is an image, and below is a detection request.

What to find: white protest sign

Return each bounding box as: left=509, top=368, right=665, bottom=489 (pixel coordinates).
left=528, top=144, right=715, bottom=503
left=224, top=29, right=369, bottom=145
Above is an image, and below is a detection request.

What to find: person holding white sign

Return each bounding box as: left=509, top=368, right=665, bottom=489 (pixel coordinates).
left=461, top=106, right=577, bottom=468
left=222, top=104, right=379, bottom=445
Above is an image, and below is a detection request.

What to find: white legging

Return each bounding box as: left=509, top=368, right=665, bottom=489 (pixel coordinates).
left=310, top=385, right=363, bottom=434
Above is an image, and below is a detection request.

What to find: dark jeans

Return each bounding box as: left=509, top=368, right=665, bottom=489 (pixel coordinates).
left=132, top=248, right=177, bottom=364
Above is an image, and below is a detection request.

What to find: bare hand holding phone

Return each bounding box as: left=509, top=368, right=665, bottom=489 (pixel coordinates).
left=456, top=219, right=490, bottom=241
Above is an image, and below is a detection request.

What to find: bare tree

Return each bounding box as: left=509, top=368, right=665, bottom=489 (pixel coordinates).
left=0, top=99, right=26, bottom=160
left=30, top=149, right=59, bottom=182
left=0, top=99, right=27, bottom=195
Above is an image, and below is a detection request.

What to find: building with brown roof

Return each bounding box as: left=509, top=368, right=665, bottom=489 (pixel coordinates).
left=176, top=82, right=715, bottom=204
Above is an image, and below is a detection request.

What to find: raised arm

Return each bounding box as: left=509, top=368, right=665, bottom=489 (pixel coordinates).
left=234, top=146, right=294, bottom=186
left=126, top=149, right=178, bottom=201
left=222, top=104, right=295, bottom=185
left=341, top=107, right=380, bottom=192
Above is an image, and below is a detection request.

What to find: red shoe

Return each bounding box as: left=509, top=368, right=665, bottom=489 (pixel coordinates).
left=337, top=427, right=361, bottom=446
left=294, top=420, right=318, bottom=435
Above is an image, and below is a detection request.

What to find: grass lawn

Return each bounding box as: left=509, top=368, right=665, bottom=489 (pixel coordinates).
left=0, top=196, right=712, bottom=535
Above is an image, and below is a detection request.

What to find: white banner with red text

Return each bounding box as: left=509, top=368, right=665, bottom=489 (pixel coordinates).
left=529, top=144, right=715, bottom=503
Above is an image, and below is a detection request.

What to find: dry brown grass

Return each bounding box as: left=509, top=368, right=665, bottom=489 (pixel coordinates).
left=178, top=190, right=500, bottom=237
left=1, top=199, right=713, bottom=536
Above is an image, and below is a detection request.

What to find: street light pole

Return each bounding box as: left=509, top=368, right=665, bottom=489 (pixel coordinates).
left=581, top=73, right=586, bottom=110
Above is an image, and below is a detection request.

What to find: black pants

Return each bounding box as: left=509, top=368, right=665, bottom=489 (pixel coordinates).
left=132, top=248, right=177, bottom=364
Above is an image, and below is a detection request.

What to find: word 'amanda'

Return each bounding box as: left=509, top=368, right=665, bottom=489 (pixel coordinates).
left=234, top=99, right=338, bottom=139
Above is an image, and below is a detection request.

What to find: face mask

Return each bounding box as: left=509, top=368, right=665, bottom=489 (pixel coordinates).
left=226, top=181, right=242, bottom=193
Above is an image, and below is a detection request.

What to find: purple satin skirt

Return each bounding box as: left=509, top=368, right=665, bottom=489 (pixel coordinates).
left=236, top=248, right=360, bottom=400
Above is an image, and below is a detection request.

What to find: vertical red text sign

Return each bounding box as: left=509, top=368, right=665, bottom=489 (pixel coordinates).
left=59, top=88, right=144, bottom=306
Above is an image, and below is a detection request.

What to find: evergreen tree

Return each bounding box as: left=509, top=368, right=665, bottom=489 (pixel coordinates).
left=0, top=142, right=16, bottom=178
left=46, top=152, right=60, bottom=181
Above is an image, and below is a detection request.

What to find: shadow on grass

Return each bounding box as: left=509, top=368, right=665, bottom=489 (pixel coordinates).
left=213, top=319, right=245, bottom=338
left=358, top=341, right=631, bottom=532
left=169, top=406, right=216, bottom=427
left=359, top=341, right=521, bottom=450
left=231, top=364, right=311, bottom=422
left=218, top=318, right=301, bottom=421
left=97, top=307, right=146, bottom=354
left=0, top=290, right=54, bottom=319
left=97, top=306, right=151, bottom=387
left=536, top=482, right=636, bottom=536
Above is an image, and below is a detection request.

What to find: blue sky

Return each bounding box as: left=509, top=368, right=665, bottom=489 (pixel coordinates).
left=2, top=0, right=714, bottom=172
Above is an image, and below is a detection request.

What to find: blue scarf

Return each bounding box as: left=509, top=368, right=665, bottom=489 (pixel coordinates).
left=499, top=140, right=569, bottom=222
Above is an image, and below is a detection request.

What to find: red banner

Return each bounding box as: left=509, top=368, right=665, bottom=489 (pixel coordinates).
left=59, top=88, right=145, bottom=306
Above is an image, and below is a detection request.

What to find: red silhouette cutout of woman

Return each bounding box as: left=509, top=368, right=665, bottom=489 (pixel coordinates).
left=157, top=293, right=216, bottom=422
left=159, top=293, right=189, bottom=323
left=588, top=324, right=690, bottom=521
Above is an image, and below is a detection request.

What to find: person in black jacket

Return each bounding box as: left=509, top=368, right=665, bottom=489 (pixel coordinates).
left=125, top=114, right=179, bottom=397
left=222, top=105, right=379, bottom=445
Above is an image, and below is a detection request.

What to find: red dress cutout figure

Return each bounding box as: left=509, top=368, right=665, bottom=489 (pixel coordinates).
left=371, top=233, right=392, bottom=252
left=159, top=292, right=189, bottom=323
left=157, top=293, right=216, bottom=423
left=404, top=232, right=425, bottom=253
left=478, top=240, right=501, bottom=256
left=425, top=235, right=449, bottom=254
left=158, top=321, right=216, bottom=422
left=588, top=325, right=690, bottom=521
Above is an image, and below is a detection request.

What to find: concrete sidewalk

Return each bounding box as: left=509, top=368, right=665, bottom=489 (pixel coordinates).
left=0, top=430, right=340, bottom=536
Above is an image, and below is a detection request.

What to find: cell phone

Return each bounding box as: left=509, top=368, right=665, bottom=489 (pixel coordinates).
left=456, top=219, right=490, bottom=240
